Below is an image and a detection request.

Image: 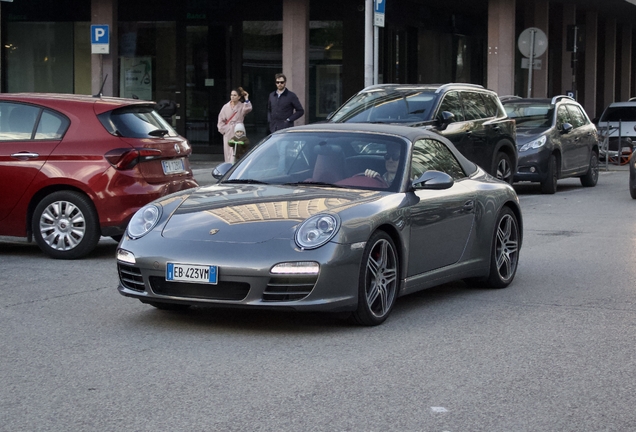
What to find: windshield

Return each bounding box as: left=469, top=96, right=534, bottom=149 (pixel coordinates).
left=600, top=106, right=636, bottom=122
left=329, top=89, right=437, bottom=123
left=504, top=103, right=553, bottom=127
left=226, top=132, right=408, bottom=192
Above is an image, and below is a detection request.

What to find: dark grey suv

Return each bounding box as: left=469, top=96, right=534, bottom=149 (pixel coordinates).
left=327, top=83, right=518, bottom=184
left=502, top=96, right=599, bottom=194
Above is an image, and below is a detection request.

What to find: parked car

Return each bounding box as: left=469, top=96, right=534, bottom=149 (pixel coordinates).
left=502, top=95, right=599, bottom=194
left=117, top=123, right=522, bottom=326
left=0, top=93, right=198, bottom=259
left=327, top=83, right=518, bottom=184
left=594, top=100, right=636, bottom=162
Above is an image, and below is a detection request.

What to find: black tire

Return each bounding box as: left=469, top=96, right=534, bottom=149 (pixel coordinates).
left=146, top=301, right=191, bottom=311
left=32, top=191, right=100, bottom=260
left=540, top=154, right=558, bottom=194
left=352, top=231, right=399, bottom=326
left=485, top=207, right=520, bottom=288
left=494, top=152, right=514, bottom=185
left=580, top=151, right=599, bottom=187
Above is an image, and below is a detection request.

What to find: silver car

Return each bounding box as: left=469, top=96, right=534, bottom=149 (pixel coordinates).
left=117, top=123, right=522, bottom=326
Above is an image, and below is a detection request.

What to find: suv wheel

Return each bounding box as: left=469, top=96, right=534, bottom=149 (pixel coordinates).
left=494, top=151, right=514, bottom=184
left=580, top=151, right=599, bottom=187
left=32, top=191, right=100, bottom=259
left=540, top=154, right=558, bottom=194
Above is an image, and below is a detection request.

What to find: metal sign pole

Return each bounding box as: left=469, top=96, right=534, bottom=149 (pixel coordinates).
left=527, top=29, right=536, bottom=98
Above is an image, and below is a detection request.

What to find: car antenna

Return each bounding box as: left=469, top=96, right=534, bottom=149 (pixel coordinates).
left=93, top=74, right=109, bottom=98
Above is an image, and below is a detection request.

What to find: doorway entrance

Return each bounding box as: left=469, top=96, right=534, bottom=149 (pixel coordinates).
left=183, top=24, right=229, bottom=153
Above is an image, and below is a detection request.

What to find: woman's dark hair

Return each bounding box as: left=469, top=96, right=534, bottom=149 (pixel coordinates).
left=233, top=87, right=247, bottom=103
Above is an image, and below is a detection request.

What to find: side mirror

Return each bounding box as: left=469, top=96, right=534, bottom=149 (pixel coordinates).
left=412, top=170, right=454, bottom=190
left=212, top=162, right=233, bottom=180
left=561, top=122, right=573, bottom=134
left=436, top=111, right=455, bottom=131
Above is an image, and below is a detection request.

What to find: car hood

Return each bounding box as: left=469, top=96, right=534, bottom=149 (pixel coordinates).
left=161, top=183, right=385, bottom=243
left=515, top=126, right=550, bottom=146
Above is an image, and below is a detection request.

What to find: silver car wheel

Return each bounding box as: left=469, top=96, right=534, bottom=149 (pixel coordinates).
left=495, top=213, right=519, bottom=283
left=365, top=238, right=398, bottom=318
left=352, top=231, right=400, bottom=326
left=32, top=191, right=100, bottom=259
left=39, top=200, right=87, bottom=250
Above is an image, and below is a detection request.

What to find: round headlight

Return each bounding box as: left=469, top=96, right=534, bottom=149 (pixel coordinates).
left=295, top=214, right=340, bottom=250
left=127, top=204, right=162, bottom=239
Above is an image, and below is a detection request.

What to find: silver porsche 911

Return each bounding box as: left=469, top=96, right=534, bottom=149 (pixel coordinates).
left=117, top=123, right=522, bottom=325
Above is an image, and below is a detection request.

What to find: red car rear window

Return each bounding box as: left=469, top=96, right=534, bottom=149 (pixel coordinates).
left=98, top=106, right=178, bottom=138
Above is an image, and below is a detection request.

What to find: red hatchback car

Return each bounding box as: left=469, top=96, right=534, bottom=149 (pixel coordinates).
left=0, top=93, right=198, bottom=259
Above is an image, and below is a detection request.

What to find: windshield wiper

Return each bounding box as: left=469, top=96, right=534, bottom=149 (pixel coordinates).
left=148, top=129, right=169, bottom=137
left=223, top=179, right=269, bottom=184
left=283, top=181, right=347, bottom=188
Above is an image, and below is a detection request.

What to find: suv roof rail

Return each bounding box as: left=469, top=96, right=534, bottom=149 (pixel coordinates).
left=499, top=95, right=521, bottom=102
left=551, top=95, right=575, bottom=104
left=435, top=83, right=485, bottom=94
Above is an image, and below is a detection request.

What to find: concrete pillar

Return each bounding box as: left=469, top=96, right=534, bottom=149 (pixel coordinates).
left=487, top=0, right=516, bottom=96
left=531, top=0, right=549, bottom=97
left=91, top=0, right=118, bottom=97
left=603, top=18, right=617, bottom=110
left=620, top=25, right=632, bottom=101
left=561, top=4, right=576, bottom=95
left=583, top=11, right=597, bottom=117
left=282, top=0, right=308, bottom=125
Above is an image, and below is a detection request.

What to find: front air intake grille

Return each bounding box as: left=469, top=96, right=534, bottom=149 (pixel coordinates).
left=118, top=264, right=145, bottom=292
left=263, top=275, right=318, bottom=302
left=149, top=277, right=250, bottom=301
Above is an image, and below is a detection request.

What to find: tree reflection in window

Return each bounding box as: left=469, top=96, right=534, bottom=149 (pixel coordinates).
left=410, top=139, right=466, bottom=181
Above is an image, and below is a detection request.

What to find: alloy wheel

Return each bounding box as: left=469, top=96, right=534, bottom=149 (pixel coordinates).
left=364, top=238, right=398, bottom=319
left=495, top=213, right=519, bottom=283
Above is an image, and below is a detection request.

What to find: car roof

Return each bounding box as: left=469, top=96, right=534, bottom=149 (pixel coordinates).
left=502, top=96, right=579, bottom=106
left=606, top=101, right=636, bottom=108
left=0, top=93, right=156, bottom=115
left=280, top=122, right=438, bottom=140
left=358, top=83, right=493, bottom=94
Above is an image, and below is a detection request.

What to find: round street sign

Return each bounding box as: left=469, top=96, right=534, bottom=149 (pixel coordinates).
left=518, top=27, right=548, bottom=58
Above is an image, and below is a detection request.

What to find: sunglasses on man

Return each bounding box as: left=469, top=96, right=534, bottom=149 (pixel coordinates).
left=276, top=81, right=286, bottom=84
left=384, top=152, right=400, bottom=161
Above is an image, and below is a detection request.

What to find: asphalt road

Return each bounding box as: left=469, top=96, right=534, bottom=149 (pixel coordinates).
left=2, top=167, right=636, bottom=431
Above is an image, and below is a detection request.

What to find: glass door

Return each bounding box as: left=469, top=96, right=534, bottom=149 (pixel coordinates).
left=185, top=26, right=210, bottom=145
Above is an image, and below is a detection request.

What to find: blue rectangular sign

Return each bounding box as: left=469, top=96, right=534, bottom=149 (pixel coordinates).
left=91, top=25, right=109, bottom=44
left=374, top=0, right=385, bottom=14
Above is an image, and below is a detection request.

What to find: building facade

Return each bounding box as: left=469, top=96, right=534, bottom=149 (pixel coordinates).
left=2, top=0, right=636, bottom=155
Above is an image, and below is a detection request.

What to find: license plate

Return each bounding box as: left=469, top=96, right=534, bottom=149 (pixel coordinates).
left=166, top=263, right=218, bottom=284
left=162, top=158, right=185, bottom=175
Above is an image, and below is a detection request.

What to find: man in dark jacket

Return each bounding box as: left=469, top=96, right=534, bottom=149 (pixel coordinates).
left=267, top=73, right=305, bottom=133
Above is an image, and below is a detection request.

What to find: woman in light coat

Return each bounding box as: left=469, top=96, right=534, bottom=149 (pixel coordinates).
left=217, top=87, right=252, bottom=163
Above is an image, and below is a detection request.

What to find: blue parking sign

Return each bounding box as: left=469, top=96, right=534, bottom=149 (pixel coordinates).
left=375, top=0, right=385, bottom=14
left=91, top=25, right=110, bottom=54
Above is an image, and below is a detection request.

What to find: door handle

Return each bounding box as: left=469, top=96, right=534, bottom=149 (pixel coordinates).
left=11, top=152, right=40, bottom=159
left=463, top=200, right=475, bottom=211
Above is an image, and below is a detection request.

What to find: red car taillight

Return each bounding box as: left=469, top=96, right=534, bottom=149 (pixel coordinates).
left=105, top=148, right=163, bottom=170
